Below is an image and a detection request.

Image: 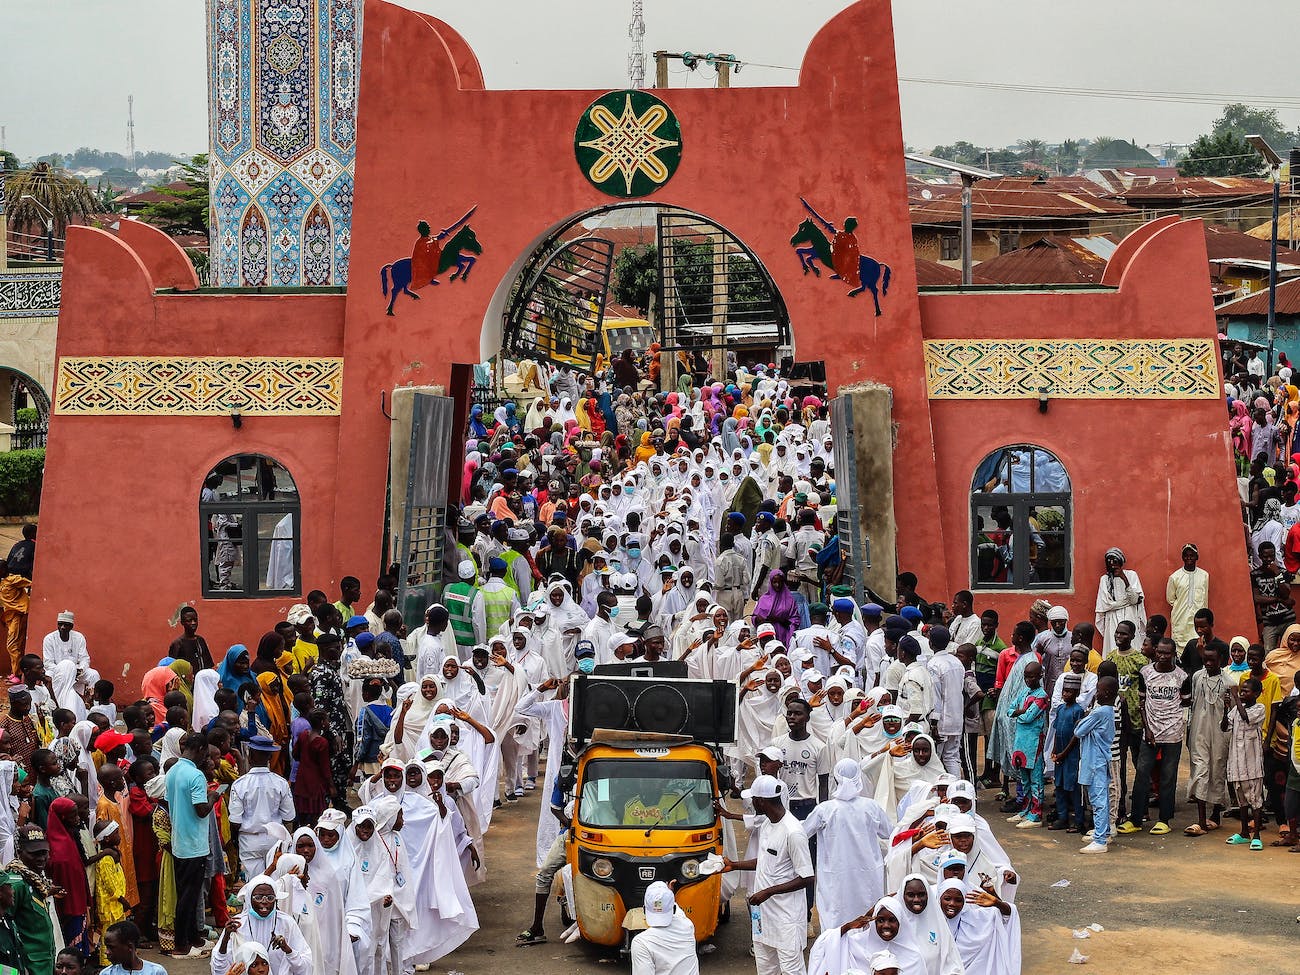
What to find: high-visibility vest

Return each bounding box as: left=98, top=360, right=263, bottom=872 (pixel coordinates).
left=444, top=581, right=478, bottom=649
left=501, top=549, right=525, bottom=595
left=482, top=583, right=516, bottom=636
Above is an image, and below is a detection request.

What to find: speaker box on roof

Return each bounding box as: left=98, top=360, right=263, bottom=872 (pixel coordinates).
left=569, top=674, right=737, bottom=743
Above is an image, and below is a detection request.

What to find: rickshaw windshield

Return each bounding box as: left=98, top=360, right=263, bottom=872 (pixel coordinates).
left=578, top=758, right=714, bottom=829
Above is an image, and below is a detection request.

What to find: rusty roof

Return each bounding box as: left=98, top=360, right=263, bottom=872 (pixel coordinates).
left=1204, top=224, right=1296, bottom=264
left=1246, top=210, right=1300, bottom=243
left=1111, top=176, right=1285, bottom=202
left=1215, top=276, right=1300, bottom=317
left=914, top=258, right=963, bottom=286
left=910, top=181, right=1136, bottom=225
left=966, top=235, right=1114, bottom=285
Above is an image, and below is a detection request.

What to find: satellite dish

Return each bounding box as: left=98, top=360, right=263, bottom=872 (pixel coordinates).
left=921, top=189, right=933, bottom=200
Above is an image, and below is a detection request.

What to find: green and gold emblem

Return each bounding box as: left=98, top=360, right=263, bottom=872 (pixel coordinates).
left=575, top=90, right=682, bottom=198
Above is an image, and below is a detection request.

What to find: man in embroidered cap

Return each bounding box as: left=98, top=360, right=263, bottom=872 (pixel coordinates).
left=1165, top=542, right=1209, bottom=648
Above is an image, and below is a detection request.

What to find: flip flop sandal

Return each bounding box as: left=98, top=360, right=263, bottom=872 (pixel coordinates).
left=1250, top=838, right=1264, bottom=851
left=1203, top=821, right=1221, bottom=831
left=1183, top=824, right=1206, bottom=836
left=1270, top=838, right=1295, bottom=847
left=516, top=929, right=548, bottom=946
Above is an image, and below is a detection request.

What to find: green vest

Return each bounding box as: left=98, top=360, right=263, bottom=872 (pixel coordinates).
left=444, top=581, right=478, bottom=649
left=501, top=549, right=525, bottom=595
left=482, top=583, right=517, bottom=637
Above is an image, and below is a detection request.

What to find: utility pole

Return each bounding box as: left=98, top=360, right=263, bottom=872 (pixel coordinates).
left=652, top=51, right=737, bottom=89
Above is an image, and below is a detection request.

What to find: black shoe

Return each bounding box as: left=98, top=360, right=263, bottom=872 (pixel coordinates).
left=1000, top=800, right=1021, bottom=814
left=1047, top=819, right=1067, bottom=831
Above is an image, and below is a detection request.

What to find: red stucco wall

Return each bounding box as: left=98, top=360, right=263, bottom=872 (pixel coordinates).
left=34, top=227, right=346, bottom=679
left=32, top=0, right=1248, bottom=680
left=919, top=219, right=1252, bottom=633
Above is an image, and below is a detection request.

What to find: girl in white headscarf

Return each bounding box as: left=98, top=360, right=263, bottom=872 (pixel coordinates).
left=938, top=876, right=1022, bottom=975
left=382, top=676, right=440, bottom=762
left=211, top=875, right=313, bottom=975
left=193, top=669, right=221, bottom=731
left=313, top=811, right=371, bottom=975
left=864, top=733, right=943, bottom=824
left=401, top=777, right=480, bottom=965
left=348, top=800, right=413, bottom=975
left=658, top=566, right=700, bottom=629
left=731, top=668, right=785, bottom=774
left=68, top=721, right=101, bottom=830
left=277, top=827, right=361, bottom=975
left=897, top=875, right=964, bottom=975
left=807, top=895, right=927, bottom=975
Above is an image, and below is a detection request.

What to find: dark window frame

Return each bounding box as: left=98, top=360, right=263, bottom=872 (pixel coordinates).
left=970, top=444, right=1072, bottom=591
left=199, top=454, right=301, bottom=600
left=940, top=235, right=961, bottom=261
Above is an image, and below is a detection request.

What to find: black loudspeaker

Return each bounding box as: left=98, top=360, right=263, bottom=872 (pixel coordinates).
left=569, top=675, right=737, bottom=743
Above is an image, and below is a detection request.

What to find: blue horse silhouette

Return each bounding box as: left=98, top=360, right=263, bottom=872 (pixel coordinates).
left=380, top=224, right=482, bottom=316
left=790, top=217, right=891, bottom=317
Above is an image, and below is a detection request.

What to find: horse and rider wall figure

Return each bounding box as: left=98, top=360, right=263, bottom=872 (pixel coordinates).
left=790, top=198, right=891, bottom=317
left=380, top=206, right=483, bottom=315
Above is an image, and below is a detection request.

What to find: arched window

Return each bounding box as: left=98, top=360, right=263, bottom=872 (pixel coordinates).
left=970, top=444, right=1071, bottom=590
left=199, top=454, right=300, bottom=598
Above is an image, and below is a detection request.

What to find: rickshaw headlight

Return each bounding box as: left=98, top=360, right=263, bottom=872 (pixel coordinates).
left=591, top=857, right=614, bottom=880
left=680, top=859, right=700, bottom=880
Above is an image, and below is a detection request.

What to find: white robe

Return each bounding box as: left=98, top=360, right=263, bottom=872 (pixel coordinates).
left=800, top=794, right=891, bottom=928
left=516, top=688, right=569, bottom=866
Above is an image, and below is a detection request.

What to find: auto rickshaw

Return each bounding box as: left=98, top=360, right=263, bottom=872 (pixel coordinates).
left=560, top=667, right=738, bottom=951
left=567, top=732, right=726, bottom=948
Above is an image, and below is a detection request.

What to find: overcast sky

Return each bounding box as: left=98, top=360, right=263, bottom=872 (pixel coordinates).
left=1, top=0, right=1297, bottom=162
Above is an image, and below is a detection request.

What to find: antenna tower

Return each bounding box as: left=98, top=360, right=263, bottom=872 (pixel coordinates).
left=628, top=0, right=646, bottom=89
left=127, top=95, right=137, bottom=172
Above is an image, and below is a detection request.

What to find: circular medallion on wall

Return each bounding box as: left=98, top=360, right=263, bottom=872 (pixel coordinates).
left=574, top=90, right=683, bottom=198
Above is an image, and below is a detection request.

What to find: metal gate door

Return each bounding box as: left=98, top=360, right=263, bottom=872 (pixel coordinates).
left=502, top=236, right=615, bottom=372
left=830, top=394, right=870, bottom=607
left=396, top=392, right=455, bottom=628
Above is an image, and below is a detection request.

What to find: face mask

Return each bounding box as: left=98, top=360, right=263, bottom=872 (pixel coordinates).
left=628, top=547, right=642, bottom=559
left=625, top=487, right=634, bottom=495
left=577, top=658, right=596, bottom=675
left=252, top=903, right=275, bottom=919
left=608, top=606, right=620, bottom=618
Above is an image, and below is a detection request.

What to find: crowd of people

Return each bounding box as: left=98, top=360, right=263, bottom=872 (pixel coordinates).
left=0, top=346, right=1296, bottom=975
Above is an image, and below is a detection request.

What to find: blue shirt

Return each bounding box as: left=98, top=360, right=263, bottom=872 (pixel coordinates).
left=1074, top=704, right=1115, bottom=788
left=165, top=757, right=211, bottom=860
left=102, top=963, right=168, bottom=975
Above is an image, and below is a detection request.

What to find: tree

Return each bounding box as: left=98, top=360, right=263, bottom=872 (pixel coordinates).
left=0, top=150, right=17, bottom=172
left=4, top=162, right=97, bottom=236
left=1083, top=137, right=1157, bottom=169
left=1017, top=139, right=1046, bottom=163
left=1056, top=139, right=1081, bottom=174
left=1179, top=131, right=1261, bottom=177
left=1211, top=103, right=1298, bottom=149
left=612, top=243, right=657, bottom=312
left=139, top=154, right=209, bottom=234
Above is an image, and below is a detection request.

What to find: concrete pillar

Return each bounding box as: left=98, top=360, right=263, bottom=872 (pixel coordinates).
left=835, top=382, right=897, bottom=601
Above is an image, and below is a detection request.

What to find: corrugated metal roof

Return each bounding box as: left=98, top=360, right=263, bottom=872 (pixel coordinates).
left=1112, top=176, right=1285, bottom=201
left=914, top=258, right=962, bottom=286
left=910, top=183, right=1136, bottom=225
left=967, top=235, right=1111, bottom=285
left=1246, top=210, right=1300, bottom=243
left=1216, top=276, right=1300, bottom=316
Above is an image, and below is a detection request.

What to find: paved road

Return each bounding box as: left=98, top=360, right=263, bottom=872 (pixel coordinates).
left=156, top=763, right=1299, bottom=975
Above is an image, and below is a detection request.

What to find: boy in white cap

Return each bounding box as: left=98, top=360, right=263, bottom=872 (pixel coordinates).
left=629, top=881, right=700, bottom=975
left=722, top=774, right=814, bottom=975
left=1032, top=605, right=1073, bottom=696
left=443, top=560, right=486, bottom=661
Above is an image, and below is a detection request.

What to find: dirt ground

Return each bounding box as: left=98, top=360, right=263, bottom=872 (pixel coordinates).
left=156, top=757, right=1299, bottom=975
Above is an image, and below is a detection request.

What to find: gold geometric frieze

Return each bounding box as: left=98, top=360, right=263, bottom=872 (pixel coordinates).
left=922, top=338, right=1220, bottom=400
left=54, top=356, right=343, bottom=416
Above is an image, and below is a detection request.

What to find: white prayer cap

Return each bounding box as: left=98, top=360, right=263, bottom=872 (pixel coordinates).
left=508, top=526, right=530, bottom=541
left=1047, top=605, right=1069, bottom=621
left=457, top=560, right=476, bottom=580
left=56, top=610, right=75, bottom=624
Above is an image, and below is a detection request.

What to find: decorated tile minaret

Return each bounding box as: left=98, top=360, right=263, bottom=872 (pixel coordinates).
left=206, top=0, right=361, bottom=287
